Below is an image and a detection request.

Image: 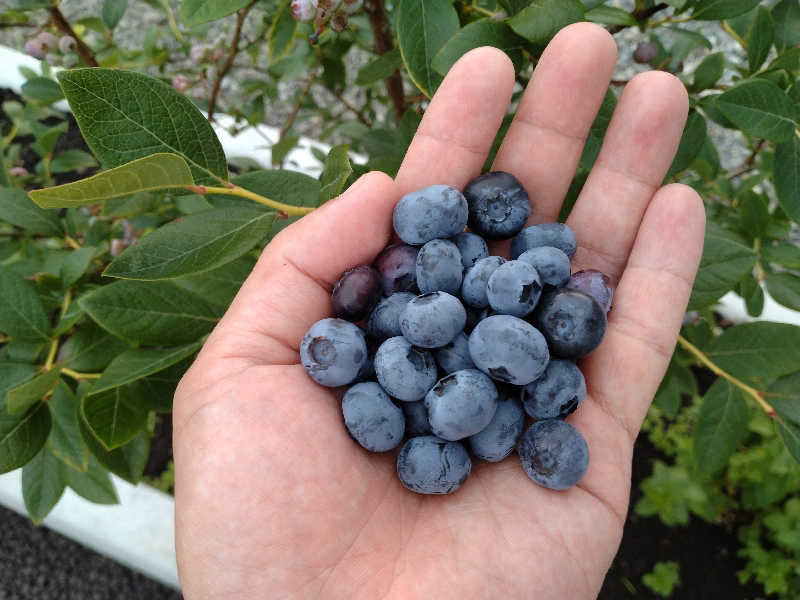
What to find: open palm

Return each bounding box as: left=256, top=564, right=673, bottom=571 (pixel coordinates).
left=172, top=23, right=706, bottom=599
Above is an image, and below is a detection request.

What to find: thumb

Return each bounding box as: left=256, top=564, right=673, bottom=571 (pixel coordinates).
left=200, top=170, right=399, bottom=368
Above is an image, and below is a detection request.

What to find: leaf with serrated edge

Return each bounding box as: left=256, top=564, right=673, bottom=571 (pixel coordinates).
left=22, top=447, right=65, bottom=524
left=694, top=379, right=749, bottom=475
left=82, top=383, right=149, bottom=450
left=57, top=69, right=227, bottom=184
left=47, top=382, right=88, bottom=472
left=29, top=153, right=194, bottom=209
left=91, top=341, right=203, bottom=395
left=80, top=280, right=218, bottom=345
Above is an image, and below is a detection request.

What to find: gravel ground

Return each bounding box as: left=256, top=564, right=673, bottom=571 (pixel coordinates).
left=0, top=505, right=181, bottom=600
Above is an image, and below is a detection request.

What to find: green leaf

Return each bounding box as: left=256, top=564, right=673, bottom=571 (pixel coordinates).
left=355, top=48, right=403, bottom=86
left=319, top=144, right=353, bottom=204
left=208, top=169, right=320, bottom=210
left=642, top=561, right=681, bottom=597
left=91, top=341, right=203, bottom=395
left=269, top=1, right=297, bottom=62
left=47, top=382, right=88, bottom=472
left=61, top=455, right=118, bottom=504
left=715, top=79, right=798, bottom=143
left=688, top=225, right=757, bottom=310
left=508, top=0, right=583, bottom=45
left=396, top=0, right=460, bottom=98
left=774, top=135, right=800, bottom=223
left=694, top=379, right=749, bottom=475
left=22, top=447, right=65, bottom=524
left=104, top=207, right=275, bottom=280
left=665, top=27, right=713, bottom=50
left=28, top=153, right=194, bottom=209
left=0, top=363, right=37, bottom=401
left=666, top=111, right=707, bottom=178
left=692, top=0, right=761, bottom=20
left=0, top=270, right=51, bottom=342
left=0, top=186, right=63, bottom=236
left=140, top=358, right=192, bottom=412
left=6, top=368, right=62, bottom=415
left=80, top=280, right=218, bottom=345
left=50, top=150, right=99, bottom=174
left=585, top=5, right=636, bottom=26
left=432, top=19, right=524, bottom=76
left=60, top=322, right=130, bottom=372
left=102, top=0, right=128, bottom=29
left=0, top=401, right=51, bottom=474
left=57, top=69, right=228, bottom=185
left=497, top=0, right=529, bottom=16
left=579, top=88, right=617, bottom=171
left=766, top=273, right=800, bottom=312
left=172, top=255, right=255, bottom=311
left=705, top=322, right=800, bottom=380
left=747, top=6, right=773, bottom=73
left=181, top=0, right=252, bottom=26
left=270, top=136, right=298, bottom=165
left=60, top=247, right=95, bottom=287
left=82, top=383, right=149, bottom=450
left=78, top=415, right=148, bottom=484
left=761, top=243, right=800, bottom=269
left=21, top=77, right=64, bottom=104
left=775, top=418, right=800, bottom=464
left=692, top=52, right=725, bottom=92
left=738, top=190, right=769, bottom=238
left=739, top=273, right=765, bottom=317
left=772, top=0, right=800, bottom=51
left=767, top=376, right=800, bottom=464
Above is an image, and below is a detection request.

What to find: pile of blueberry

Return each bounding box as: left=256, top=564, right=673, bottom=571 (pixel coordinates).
left=300, top=172, right=613, bottom=495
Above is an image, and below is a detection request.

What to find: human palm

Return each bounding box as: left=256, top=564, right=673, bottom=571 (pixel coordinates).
left=173, top=23, right=706, bottom=599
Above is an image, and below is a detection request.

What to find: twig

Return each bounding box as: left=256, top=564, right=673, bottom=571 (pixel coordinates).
left=677, top=335, right=776, bottom=417
left=328, top=87, right=371, bottom=127
left=185, top=184, right=315, bottom=216
left=279, top=73, right=316, bottom=140
left=160, top=0, right=184, bottom=42
left=607, top=3, right=669, bottom=34
left=49, top=7, right=98, bottom=67
left=207, top=0, right=257, bottom=121
left=61, top=368, right=101, bottom=380
left=726, top=139, right=765, bottom=180
left=364, top=0, right=406, bottom=120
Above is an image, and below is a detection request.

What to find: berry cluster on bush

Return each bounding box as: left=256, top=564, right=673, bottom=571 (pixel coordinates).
left=301, top=172, right=614, bottom=495
left=23, top=30, right=78, bottom=67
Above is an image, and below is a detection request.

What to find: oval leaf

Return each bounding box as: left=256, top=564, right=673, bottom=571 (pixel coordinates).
left=0, top=187, right=63, bottom=235
left=181, top=0, right=252, bottom=26
left=78, top=416, right=149, bottom=484
left=22, top=447, right=65, bottom=524
left=61, top=455, right=118, bottom=504
left=774, top=135, right=800, bottom=223
left=705, top=322, right=800, bottom=381
left=356, top=48, right=403, bottom=86
left=747, top=6, right=774, bottom=73
left=585, top=5, right=637, bottom=26
left=82, top=382, right=149, bottom=450
left=508, top=0, right=583, bottom=45
left=47, top=382, right=89, bottom=472
left=765, top=272, right=800, bottom=312
left=0, top=269, right=51, bottom=342
left=694, top=379, right=749, bottom=475
left=29, top=153, right=194, bottom=209
left=692, top=0, right=761, bottom=20
left=269, top=1, right=297, bottom=62
left=688, top=226, right=757, bottom=309
left=56, top=69, right=228, bottom=184
left=396, top=0, right=460, bottom=98
left=0, top=401, right=51, bottom=474
left=80, top=280, right=218, bottom=345
left=6, top=367, right=62, bottom=415
left=715, top=79, right=798, bottom=142
left=433, top=19, right=524, bottom=76
left=104, top=207, right=275, bottom=280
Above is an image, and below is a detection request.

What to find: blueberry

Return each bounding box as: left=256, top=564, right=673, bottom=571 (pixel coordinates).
left=402, top=400, right=432, bottom=437
left=342, top=382, right=405, bottom=452
left=393, top=185, right=468, bottom=245
left=521, top=359, right=586, bottom=420
left=468, top=393, right=525, bottom=462
left=373, top=244, right=419, bottom=296
left=463, top=171, right=531, bottom=240
left=416, top=239, right=463, bottom=295
left=396, top=436, right=471, bottom=494
left=366, top=292, right=416, bottom=341
left=532, top=290, right=607, bottom=358
left=424, top=369, right=498, bottom=441
left=468, top=315, right=549, bottom=386
left=633, top=41, right=658, bottom=64
left=487, top=260, right=542, bottom=318
left=435, top=331, right=474, bottom=373
left=300, top=318, right=368, bottom=387
left=518, top=420, right=589, bottom=490
left=331, top=265, right=383, bottom=321
left=517, top=246, right=571, bottom=287
left=374, top=336, right=438, bottom=401
left=451, top=232, right=489, bottom=269
left=400, top=292, right=466, bottom=348
left=564, top=269, right=614, bottom=313
left=461, top=256, right=506, bottom=308
left=510, top=223, right=577, bottom=260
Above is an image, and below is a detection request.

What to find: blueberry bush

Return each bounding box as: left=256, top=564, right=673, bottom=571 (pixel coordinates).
left=0, top=0, right=799, bottom=594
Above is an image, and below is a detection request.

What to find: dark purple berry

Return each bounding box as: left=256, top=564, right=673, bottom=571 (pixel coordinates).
left=633, top=41, right=657, bottom=64
left=373, top=244, right=419, bottom=296
left=331, top=265, right=383, bottom=321
left=564, top=269, right=614, bottom=313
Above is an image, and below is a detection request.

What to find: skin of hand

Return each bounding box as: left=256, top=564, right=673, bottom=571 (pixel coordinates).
left=172, top=22, right=706, bottom=600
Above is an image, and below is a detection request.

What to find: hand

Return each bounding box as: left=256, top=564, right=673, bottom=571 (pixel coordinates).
left=172, top=22, right=705, bottom=599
